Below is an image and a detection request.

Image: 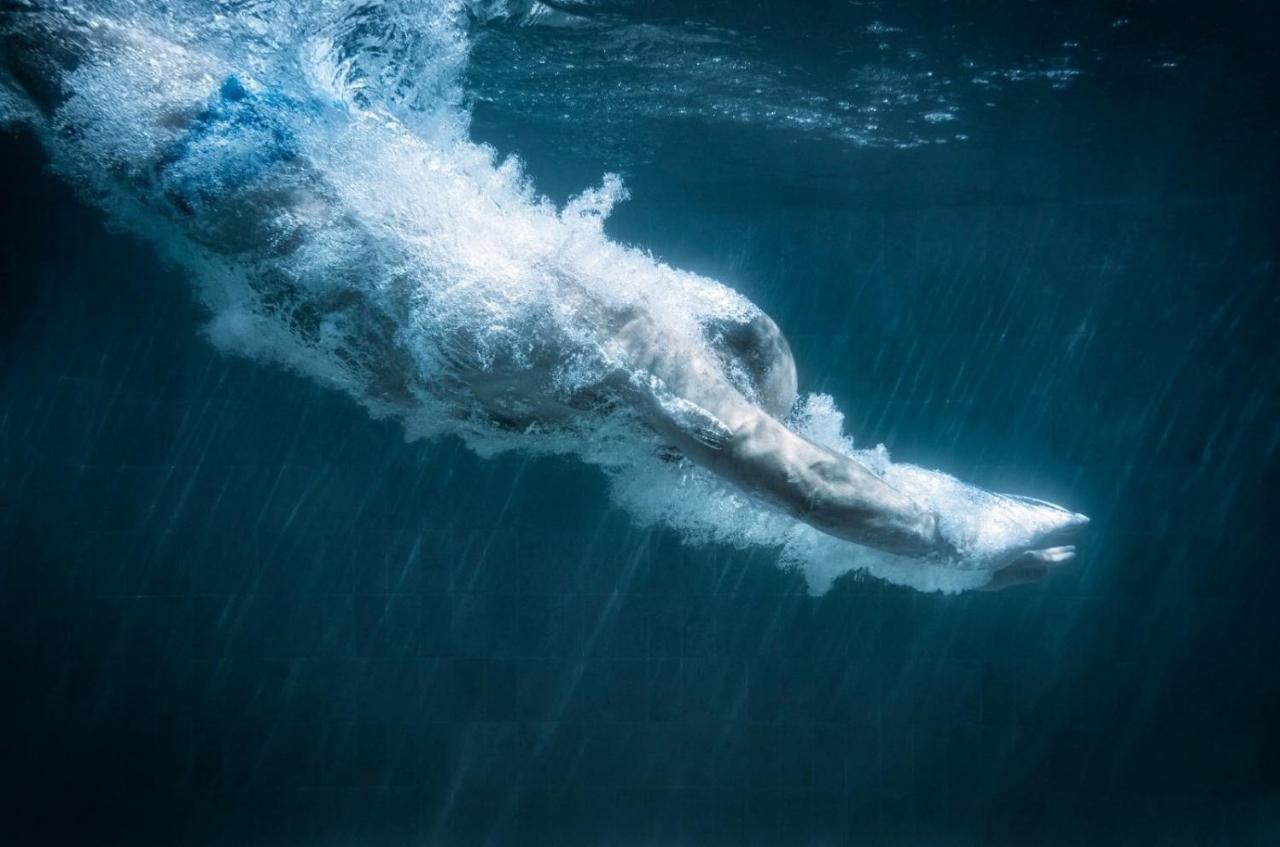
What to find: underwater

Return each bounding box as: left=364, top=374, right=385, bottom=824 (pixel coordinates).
left=1, top=0, right=1277, bottom=844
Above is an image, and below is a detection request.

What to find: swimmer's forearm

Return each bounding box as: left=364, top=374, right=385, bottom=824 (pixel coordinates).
left=638, top=387, right=938, bottom=554
left=719, top=414, right=940, bottom=556
left=617, top=321, right=940, bottom=557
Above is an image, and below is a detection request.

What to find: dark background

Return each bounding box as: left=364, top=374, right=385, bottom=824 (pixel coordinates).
left=2, top=1, right=1278, bottom=844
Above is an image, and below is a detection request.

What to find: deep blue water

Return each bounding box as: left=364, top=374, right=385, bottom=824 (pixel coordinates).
left=2, top=1, right=1279, bottom=844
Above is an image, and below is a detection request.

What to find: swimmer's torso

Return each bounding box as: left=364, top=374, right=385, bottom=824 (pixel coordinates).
left=127, top=72, right=796, bottom=432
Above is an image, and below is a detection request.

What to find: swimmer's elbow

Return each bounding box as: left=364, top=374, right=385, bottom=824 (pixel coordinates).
left=723, top=415, right=780, bottom=461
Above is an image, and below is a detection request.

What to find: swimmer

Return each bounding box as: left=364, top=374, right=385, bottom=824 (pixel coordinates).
left=1, top=3, right=1088, bottom=588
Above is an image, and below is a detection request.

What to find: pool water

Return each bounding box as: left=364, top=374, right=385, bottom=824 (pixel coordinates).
left=1, top=1, right=1278, bottom=844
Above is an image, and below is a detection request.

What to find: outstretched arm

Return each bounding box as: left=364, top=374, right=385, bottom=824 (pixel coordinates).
left=611, top=315, right=944, bottom=557
left=612, top=313, right=1088, bottom=582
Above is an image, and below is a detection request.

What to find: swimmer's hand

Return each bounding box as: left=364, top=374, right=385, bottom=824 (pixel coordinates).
left=979, top=510, right=1089, bottom=590
left=982, top=545, right=1077, bottom=591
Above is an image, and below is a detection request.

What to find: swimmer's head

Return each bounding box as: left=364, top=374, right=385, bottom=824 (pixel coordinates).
left=706, top=312, right=798, bottom=418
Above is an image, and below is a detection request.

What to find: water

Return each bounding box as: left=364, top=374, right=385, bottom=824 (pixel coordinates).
left=2, top=1, right=1278, bottom=844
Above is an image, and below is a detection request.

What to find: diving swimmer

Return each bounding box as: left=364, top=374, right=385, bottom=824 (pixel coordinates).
left=1, top=3, right=1088, bottom=589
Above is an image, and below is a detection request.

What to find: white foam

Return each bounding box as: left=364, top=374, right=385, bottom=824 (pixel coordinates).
left=2, top=1, right=1080, bottom=593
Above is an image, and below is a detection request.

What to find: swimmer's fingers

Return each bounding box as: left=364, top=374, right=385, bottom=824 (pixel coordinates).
left=981, top=545, right=1076, bottom=591
left=1025, top=545, right=1075, bottom=564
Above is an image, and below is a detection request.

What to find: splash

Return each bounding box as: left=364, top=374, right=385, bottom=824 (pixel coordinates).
left=1, top=0, right=1075, bottom=593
